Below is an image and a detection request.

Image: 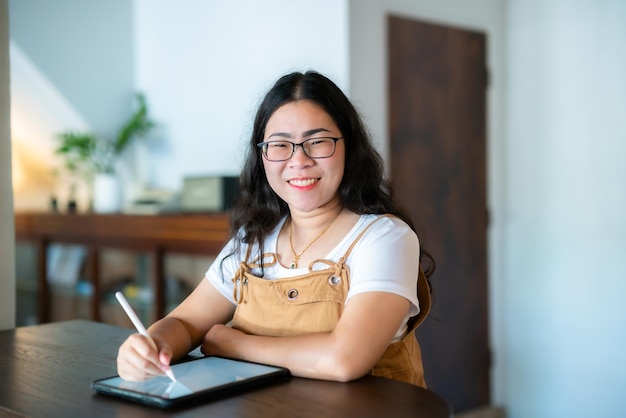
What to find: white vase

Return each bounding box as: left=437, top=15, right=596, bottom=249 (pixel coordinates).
left=93, top=173, right=122, bottom=213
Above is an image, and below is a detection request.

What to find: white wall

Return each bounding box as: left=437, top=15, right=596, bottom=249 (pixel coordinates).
left=133, top=0, right=349, bottom=191
left=1, top=0, right=16, bottom=330
left=9, top=0, right=134, bottom=138
left=504, top=1, right=626, bottom=417
left=10, top=41, right=91, bottom=210
left=9, top=0, right=137, bottom=211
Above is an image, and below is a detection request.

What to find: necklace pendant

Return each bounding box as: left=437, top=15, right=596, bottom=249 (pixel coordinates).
left=290, top=261, right=297, bottom=269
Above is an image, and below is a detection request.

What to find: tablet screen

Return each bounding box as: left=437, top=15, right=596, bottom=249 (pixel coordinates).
left=92, top=356, right=290, bottom=407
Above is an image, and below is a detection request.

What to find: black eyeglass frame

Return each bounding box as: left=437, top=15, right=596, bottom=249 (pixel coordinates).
left=256, top=137, right=343, bottom=162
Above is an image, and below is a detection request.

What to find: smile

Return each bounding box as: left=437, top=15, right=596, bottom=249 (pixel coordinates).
left=288, top=178, right=319, bottom=187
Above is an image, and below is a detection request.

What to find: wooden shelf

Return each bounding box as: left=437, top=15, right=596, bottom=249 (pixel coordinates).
left=14, top=212, right=231, bottom=324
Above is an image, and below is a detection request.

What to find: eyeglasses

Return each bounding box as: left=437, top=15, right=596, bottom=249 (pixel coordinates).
left=257, top=137, right=343, bottom=162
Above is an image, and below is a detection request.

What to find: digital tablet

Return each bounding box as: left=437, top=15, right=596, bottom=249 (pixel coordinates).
left=92, top=356, right=291, bottom=409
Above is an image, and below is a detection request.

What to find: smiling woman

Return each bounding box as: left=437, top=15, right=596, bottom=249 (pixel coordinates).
left=260, top=100, right=346, bottom=216
left=116, top=71, right=434, bottom=389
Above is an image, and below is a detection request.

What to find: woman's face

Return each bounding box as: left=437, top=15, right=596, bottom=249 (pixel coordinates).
left=261, top=100, right=345, bottom=214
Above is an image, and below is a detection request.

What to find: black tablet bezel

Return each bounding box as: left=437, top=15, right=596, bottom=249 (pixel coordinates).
left=91, top=355, right=291, bottom=409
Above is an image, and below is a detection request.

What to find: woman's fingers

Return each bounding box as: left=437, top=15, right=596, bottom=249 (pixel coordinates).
left=117, top=333, right=169, bottom=381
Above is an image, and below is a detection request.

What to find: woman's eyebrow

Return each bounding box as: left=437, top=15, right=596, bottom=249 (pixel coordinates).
left=303, top=128, right=331, bottom=137
left=267, top=128, right=332, bottom=140
left=267, top=132, right=292, bottom=139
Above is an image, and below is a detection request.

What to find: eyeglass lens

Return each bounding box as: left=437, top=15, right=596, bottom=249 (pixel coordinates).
left=262, top=138, right=337, bottom=161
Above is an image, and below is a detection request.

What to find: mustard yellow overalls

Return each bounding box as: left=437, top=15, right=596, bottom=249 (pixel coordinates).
left=230, top=215, right=431, bottom=387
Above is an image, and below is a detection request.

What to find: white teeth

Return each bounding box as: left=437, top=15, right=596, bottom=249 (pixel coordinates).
left=289, top=178, right=317, bottom=186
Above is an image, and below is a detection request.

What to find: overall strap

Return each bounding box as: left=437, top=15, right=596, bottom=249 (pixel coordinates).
left=241, top=236, right=279, bottom=270
left=304, top=214, right=390, bottom=273
left=341, top=214, right=392, bottom=259
left=232, top=240, right=278, bottom=304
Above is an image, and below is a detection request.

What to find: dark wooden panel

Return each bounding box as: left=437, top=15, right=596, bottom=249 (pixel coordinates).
left=15, top=212, right=232, bottom=254
left=388, top=15, right=489, bottom=412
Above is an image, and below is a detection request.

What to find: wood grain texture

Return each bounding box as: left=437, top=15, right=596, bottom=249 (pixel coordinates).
left=0, top=321, right=452, bottom=417
left=388, top=15, right=490, bottom=412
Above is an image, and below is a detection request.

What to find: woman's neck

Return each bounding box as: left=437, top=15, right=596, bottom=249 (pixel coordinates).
left=288, top=200, right=343, bottom=232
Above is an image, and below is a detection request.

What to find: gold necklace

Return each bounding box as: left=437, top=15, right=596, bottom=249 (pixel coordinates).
left=288, top=212, right=340, bottom=269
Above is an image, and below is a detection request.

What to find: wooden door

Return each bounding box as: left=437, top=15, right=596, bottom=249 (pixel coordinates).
left=388, top=15, right=489, bottom=413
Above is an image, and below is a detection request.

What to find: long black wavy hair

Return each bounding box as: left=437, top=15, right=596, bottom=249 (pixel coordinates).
left=227, top=71, right=434, bottom=277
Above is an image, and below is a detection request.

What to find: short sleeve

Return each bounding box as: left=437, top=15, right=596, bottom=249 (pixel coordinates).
left=204, top=237, right=243, bottom=305
left=345, top=216, right=421, bottom=318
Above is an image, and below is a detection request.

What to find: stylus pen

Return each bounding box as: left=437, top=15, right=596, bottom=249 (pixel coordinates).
left=115, top=291, right=177, bottom=383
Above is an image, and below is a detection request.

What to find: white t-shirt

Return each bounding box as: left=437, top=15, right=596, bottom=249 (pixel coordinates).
left=205, top=214, right=421, bottom=340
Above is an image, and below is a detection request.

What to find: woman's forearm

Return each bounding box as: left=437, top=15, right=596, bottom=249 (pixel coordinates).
left=204, top=325, right=369, bottom=381
left=148, top=316, right=195, bottom=360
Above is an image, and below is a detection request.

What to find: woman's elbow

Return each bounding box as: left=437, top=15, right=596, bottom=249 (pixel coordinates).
left=332, top=368, right=367, bottom=383
left=319, top=355, right=371, bottom=383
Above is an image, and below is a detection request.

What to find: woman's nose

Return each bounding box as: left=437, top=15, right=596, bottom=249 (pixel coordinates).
left=289, top=144, right=313, bottom=166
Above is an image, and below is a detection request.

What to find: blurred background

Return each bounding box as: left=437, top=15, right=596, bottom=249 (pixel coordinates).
left=2, top=1, right=625, bottom=417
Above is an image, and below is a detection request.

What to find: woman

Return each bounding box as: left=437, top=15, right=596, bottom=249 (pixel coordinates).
left=117, top=71, right=434, bottom=387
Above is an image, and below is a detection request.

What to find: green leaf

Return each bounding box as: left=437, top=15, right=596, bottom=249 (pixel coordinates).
left=113, top=93, right=156, bottom=155
left=54, top=92, right=156, bottom=176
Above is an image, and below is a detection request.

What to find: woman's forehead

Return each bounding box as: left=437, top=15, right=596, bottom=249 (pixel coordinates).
left=265, top=100, right=339, bottom=135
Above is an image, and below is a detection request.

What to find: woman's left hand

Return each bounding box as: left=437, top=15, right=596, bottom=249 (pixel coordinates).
left=201, top=324, right=244, bottom=357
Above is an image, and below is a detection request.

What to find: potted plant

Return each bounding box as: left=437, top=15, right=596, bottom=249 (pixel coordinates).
left=55, top=93, right=156, bottom=212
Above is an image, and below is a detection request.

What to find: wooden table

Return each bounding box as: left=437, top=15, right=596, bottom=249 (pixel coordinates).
left=0, top=320, right=452, bottom=417
left=14, top=212, right=231, bottom=323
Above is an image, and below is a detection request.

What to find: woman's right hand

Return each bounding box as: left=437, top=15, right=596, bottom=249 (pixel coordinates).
left=116, top=333, right=173, bottom=381
left=115, top=279, right=236, bottom=381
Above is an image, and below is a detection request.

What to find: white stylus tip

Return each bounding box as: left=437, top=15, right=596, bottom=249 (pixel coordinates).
left=165, top=369, right=177, bottom=382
